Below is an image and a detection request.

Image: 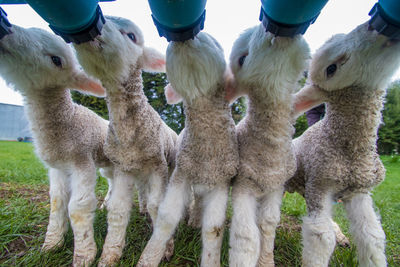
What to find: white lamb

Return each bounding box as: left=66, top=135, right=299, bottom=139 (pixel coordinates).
left=287, top=22, right=400, bottom=267
left=73, top=16, right=177, bottom=266
left=0, top=25, right=113, bottom=266
left=137, top=32, right=239, bottom=267
left=225, top=24, right=310, bottom=266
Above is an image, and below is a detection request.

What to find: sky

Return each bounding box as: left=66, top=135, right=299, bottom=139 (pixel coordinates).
left=1, top=0, right=399, bottom=105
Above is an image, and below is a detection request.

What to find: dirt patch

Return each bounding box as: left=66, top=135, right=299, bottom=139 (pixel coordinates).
left=278, top=214, right=302, bottom=232
left=0, top=182, right=49, bottom=204
left=0, top=235, right=33, bottom=262
left=393, top=254, right=400, bottom=264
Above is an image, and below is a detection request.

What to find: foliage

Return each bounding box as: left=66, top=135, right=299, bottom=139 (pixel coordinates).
left=294, top=114, right=308, bottom=138
left=378, top=81, right=400, bottom=154
left=142, top=72, right=185, bottom=133
left=71, top=90, right=109, bottom=120
left=231, top=97, right=247, bottom=124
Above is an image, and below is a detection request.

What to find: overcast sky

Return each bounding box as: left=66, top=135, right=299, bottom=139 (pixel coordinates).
left=1, top=0, right=399, bottom=105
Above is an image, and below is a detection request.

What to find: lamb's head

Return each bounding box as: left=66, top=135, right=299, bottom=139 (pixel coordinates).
left=310, top=22, right=400, bottom=92
left=0, top=25, right=104, bottom=97
left=164, top=32, right=226, bottom=104
left=227, top=24, right=310, bottom=103
left=293, top=22, right=400, bottom=118
left=74, top=16, right=165, bottom=87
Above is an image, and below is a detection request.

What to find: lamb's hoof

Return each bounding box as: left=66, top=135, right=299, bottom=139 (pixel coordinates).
left=257, top=254, right=275, bottom=267
left=97, top=256, right=118, bottom=267
left=336, top=235, right=351, bottom=247
left=73, top=249, right=96, bottom=267
left=98, top=250, right=122, bottom=267
left=41, top=235, right=64, bottom=251
left=163, top=239, right=175, bottom=261
left=137, top=250, right=163, bottom=267
left=136, top=259, right=155, bottom=267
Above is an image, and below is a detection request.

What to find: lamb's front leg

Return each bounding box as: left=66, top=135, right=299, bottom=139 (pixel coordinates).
left=137, top=181, right=148, bottom=214
left=42, top=168, right=70, bottom=251
left=344, top=193, right=386, bottom=267
left=331, top=219, right=350, bottom=247
left=257, top=187, right=284, bottom=267
left=200, top=184, right=229, bottom=267
left=98, top=169, right=135, bottom=267
left=229, top=187, right=260, bottom=267
left=302, top=190, right=336, bottom=267
left=137, top=172, right=190, bottom=267
left=146, top=168, right=168, bottom=223
left=146, top=168, right=175, bottom=261
left=68, top=161, right=98, bottom=267
left=99, top=167, right=114, bottom=210
left=188, top=188, right=203, bottom=228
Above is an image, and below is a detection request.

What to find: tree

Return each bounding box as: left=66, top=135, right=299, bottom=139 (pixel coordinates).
left=378, top=80, right=400, bottom=154
left=71, top=90, right=108, bottom=119
left=294, top=114, right=308, bottom=138
left=231, top=97, right=247, bottom=124
left=142, top=72, right=185, bottom=133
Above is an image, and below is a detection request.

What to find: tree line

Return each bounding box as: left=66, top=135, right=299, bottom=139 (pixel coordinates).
left=72, top=73, right=400, bottom=155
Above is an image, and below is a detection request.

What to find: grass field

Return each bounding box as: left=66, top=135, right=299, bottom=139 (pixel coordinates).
left=0, top=140, right=399, bottom=266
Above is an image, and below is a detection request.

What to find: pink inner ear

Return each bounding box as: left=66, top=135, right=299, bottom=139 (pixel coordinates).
left=225, top=83, right=236, bottom=102
left=152, top=59, right=166, bottom=70
left=224, top=72, right=237, bottom=103
left=88, top=81, right=106, bottom=96
left=78, top=80, right=106, bottom=97
left=165, top=84, right=182, bottom=104
left=293, top=85, right=325, bottom=116
left=295, top=99, right=315, bottom=114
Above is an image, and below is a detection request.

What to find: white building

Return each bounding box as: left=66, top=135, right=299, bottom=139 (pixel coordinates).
left=0, top=103, right=32, bottom=141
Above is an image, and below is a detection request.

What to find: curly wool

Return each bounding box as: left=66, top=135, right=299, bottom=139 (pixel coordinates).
left=229, top=25, right=309, bottom=193
left=287, top=87, right=385, bottom=203
left=235, top=93, right=296, bottom=193
left=104, top=67, right=177, bottom=173
left=25, top=89, right=110, bottom=168
left=174, top=86, right=238, bottom=186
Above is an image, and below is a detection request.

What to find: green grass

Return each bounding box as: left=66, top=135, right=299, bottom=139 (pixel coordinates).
left=0, top=141, right=399, bottom=266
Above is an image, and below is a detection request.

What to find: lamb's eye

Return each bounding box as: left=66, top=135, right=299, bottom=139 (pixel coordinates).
left=238, top=55, right=247, bottom=67
left=127, top=33, right=136, bottom=43
left=326, top=64, right=337, bottom=77
left=51, top=56, right=62, bottom=67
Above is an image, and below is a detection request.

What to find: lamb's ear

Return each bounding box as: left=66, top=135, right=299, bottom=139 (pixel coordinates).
left=224, top=69, right=240, bottom=103
left=142, top=47, right=166, bottom=73
left=73, top=72, right=106, bottom=97
left=165, top=83, right=183, bottom=104
left=292, top=84, right=326, bottom=119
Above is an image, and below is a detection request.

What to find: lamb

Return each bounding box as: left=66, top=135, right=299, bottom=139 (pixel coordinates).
left=0, top=25, right=114, bottom=266
left=73, top=16, right=178, bottom=266
left=286, top=22, right=400, bottom=267
left=137, top=32, right=239, bottom=267
left=225, top=24, right=310, bottom=266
